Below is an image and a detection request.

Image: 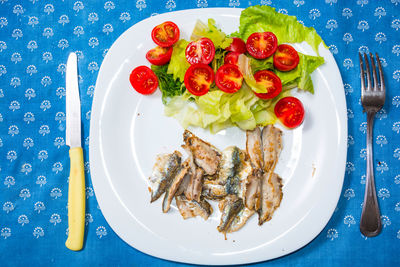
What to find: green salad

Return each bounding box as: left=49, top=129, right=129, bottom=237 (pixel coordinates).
left=131, top=5, right=326, bottom=133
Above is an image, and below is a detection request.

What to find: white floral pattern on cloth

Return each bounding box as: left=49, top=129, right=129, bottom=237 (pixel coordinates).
left=0, top=0, right=399, bottom=265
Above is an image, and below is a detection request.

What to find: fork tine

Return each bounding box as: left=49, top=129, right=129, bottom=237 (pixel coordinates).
left=363, top=53, right=372, bottom=90
left=369, top=53, right=378, bottom=91
left=359, top=53, right=366, bottom=92
left=375, top=53, right=385, bottom=92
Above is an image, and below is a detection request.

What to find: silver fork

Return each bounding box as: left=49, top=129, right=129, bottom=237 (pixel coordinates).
left=359, top=52, right=385, bottom=237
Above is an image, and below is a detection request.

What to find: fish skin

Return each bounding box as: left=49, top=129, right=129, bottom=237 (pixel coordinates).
left=162, top=160, right=190, bottom=213
left=183, top=130, right=221, bottom=175
left=223, top=146, right=242, bottom=196
left=175, top=195, right=213, bottom=220
left=217, top=195, right=244, bottom=235
left=149, top=151, right=182, bottom=203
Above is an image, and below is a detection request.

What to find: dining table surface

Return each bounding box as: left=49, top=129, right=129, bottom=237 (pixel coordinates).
left=1, top=0, right=399, bottom=266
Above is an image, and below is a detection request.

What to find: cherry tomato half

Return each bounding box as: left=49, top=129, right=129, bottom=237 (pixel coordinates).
left=151, top=21, right=180, bottom=47
left=274, top=96, right=305, bottom=128
left=253, top=70, right=282, bottom=99
left=246, top=32, right=278, bottom=59
left=184, top=63, right=214, bottom=96
left=145, top=46, right=173, bottom=66
left=225, top=37, right=246, bottom=54
left=215, top=64, right=243, bottom=93
left=224, top=52, right=240, bottom=65
left=185, top=38, right=215, bottom=65
left=273, top=44, right=300, bottom=72
left=129, top=66, right=158, bottom=95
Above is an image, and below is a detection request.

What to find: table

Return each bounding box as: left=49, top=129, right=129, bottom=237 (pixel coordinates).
left=0, top=0, right=399, bottom=266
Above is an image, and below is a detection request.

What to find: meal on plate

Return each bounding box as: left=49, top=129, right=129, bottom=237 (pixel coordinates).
left=149, top=128, right=282, bottom=237
left=129, top=5, right=325, bottom=133
left=130, top=5, right=326, bottom=237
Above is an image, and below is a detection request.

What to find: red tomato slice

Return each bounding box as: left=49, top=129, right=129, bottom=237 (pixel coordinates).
left=274, top=96, right=305, bottom=128
left=225, top=37, right=246, bottom=54
left=184, top=63, right=214, bottom=96
left=151, top=21, right=180, bottom=47
left=253, top=70, right=282, bottom=99
left=224, top=52, right=240, bottom=65
left=215, top=64, right=243, bottom=93
left=185, top=38, right=215, bottom=65
left=145, top=46, right=173, bottom=65
left=246, top=32, right=278, bottom=59
left=273, top=44, right=300, bottom=71
left=129, top=66, right=158, bottom=95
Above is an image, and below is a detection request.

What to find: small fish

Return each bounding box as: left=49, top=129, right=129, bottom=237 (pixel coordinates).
left=183, top=130, right=221, bottom=175
left=149, top=151, right=181, bottom=203
left=175, top=195, right=213, bottom=220
left=222, top=146, right=242, bottom=196
left=162, top=160, right=190, bottom=213
left=217, top=195, right=244, bottom=237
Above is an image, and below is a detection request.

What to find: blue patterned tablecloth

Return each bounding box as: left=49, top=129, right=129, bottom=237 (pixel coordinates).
left=1, top=0, right=399, bottom=266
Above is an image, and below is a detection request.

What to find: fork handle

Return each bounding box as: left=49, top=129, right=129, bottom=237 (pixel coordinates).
left=360, top=111, right=382, bottom=237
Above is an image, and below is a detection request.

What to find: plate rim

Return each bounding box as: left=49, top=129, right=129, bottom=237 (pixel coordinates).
left=89, top=7, right=347, bottom=265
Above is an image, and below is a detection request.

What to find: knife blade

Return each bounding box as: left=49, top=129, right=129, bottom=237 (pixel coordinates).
left=65, top=52, right=85, bottom=251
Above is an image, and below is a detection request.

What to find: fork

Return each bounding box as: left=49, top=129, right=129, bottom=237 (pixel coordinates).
left=359, top=52, right=385, bottom=237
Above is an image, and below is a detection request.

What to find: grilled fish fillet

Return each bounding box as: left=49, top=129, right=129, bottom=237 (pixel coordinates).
left=258, top=125, right=283, bottom=225
left=162, top=159, right=190, bottom=213
left=245, top=128, right=264, bottom=210
left=175, top=195, right=213, bottom=220
left=149, top=151, right=182, bottom=203
left=183, top=130, right=221, bottom=175
left=261, top=125, right=282, bottom=173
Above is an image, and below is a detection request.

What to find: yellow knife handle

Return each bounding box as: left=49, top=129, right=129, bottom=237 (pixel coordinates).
left=65, top=147, right=86, bottom=251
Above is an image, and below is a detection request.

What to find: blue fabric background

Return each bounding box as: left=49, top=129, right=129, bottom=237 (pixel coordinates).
left=1, top=0, right=399, bottom=266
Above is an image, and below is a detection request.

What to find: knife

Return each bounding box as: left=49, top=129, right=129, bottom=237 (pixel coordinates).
left=65, top=52, right=85, bottom=251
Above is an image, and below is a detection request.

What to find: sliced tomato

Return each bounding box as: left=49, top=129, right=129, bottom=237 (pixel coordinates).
left=273, top=44, right=300, bottom=71
left=224, top=52, right=240, bottom=65
left=225, top=37, right=246, bottom=54
left=151, top=21, right=180, bottom=47
left=274, top=96, right=305, bottom=128
left=145, top=46, right=173, bottom=65
left=129, top=66, right=158, bottom=95
left=246, top=32, right=278, bottom=59
left=215, top=64, right=243, bottom=93
left=253, top=70, right=282, bottom=99
left=185, top=38, right=215, bottom=65
left=184, top=63, right=214, bottom=96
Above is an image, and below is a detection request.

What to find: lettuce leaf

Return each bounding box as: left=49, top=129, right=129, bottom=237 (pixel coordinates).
left=275, top=53, right=324, bottom=93
left=164, top=84, right=287, bottom=133
left=232, top=5, right=326, bottom=55
left=191, top=19, right=232, bottom=49
left=167, top=39, right=190, bottom=82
